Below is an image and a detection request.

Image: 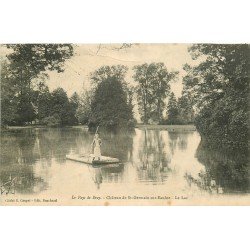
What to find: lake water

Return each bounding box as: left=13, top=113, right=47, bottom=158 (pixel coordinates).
left=0, top=127, right=249, bottom=204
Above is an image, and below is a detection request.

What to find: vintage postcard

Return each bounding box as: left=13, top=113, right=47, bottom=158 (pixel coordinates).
left=0, top=43, right=249, bottom=205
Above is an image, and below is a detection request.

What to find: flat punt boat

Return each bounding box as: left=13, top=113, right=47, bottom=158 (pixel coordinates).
left=66, top=154, right=120, bottom=165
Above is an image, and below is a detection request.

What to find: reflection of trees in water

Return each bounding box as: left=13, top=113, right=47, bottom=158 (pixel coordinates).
left=194, top=141, right=249, bottom=193
left=1, top=127, right=133, bottom=193
left=1, top=129, right=39, bottom=166
left=36, top=128, right=80, bottom=163
left=0, top=168, right=47, bottom=194
left=168, top=131, right=191, bottom=153
left=177, top=132, right=190, bottom=151
left=154, top=130, right=170, bottom=173
left=1, top=128, right=90, bottom=195
left=168, top=131, right=179, bottom=155
left=0, top=129, right=47, bottom=194
left=89, top=164, right=124, bottom=189
left=137, top=129, right=171, bottom=183
left=0, top=129, right=69, bottom=193
left=17, top=131, right=38, bottom=164
left=99, top=131, right=133, bottom=162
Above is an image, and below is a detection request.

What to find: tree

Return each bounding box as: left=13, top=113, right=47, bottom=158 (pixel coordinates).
left=90, top=65, right=128, bottom=86
left=16, top=91, right=36, bottom=124
left=150, top=63, right=178, bottom=123
left=6, top=44, right=73, bottom=77
left=133, top=63, right=178, bottom=124
left=88, top=65, right=134, bottom=130
left=133, top=64, right=152, bottom=124
left=167, top=92, right=179, bottom=124
left=36, top=83, right=52, bottom=121
left=1, top=44, right=74, bottom=125
left=183, top=44, right=249, bottom=149
left=69, top=92, right=80, bottom=125
left=50, top=88, right=74, bottom=126
left=0, top=60, right=19, bottom=126
left=177, top=90, right=195, bottom=124
left=76, top=90, right=93, bottom=125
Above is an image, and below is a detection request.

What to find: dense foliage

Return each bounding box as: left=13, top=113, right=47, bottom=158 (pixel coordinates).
left=1, top=61, right=19, bottom=125
left=47, top=88, right=79, bottom=126
left=196, top=141, right=249, bottom=193
left=165, top=92, right=179, bottom=124
left=1, top=44, right=75, bottom=126
left=76, top=90, right=93, bottom=125
left=133, top=63, right=178, bottom=124
left=183, top=44, right=249, bottom=149
left=160, top=91, right=194, bottom=125
left=2, top=44, right=248, bottom=139
left=87, top=65, right=134, bottom=131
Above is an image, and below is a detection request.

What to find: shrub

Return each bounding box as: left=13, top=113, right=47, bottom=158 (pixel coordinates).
left=40, top=115, right=61, bottom=127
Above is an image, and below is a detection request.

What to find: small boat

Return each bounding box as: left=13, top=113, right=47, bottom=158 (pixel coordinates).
left=66, top=153, right=120, bottom=165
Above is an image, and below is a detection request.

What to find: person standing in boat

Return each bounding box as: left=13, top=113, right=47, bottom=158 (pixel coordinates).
left=92, top=132, right=102, bottom=161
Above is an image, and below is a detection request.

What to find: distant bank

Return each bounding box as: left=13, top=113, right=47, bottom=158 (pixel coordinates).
left=136, top=124, right=196, bottom=131
left=1, top=124, right=196, bottom=132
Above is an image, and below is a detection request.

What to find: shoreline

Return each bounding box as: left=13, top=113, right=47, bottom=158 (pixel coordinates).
left=1, top=124, right=196, bottom=132
left=135, top=124, right=196, bottom=131
left=1, top=125, right=89, bottom=131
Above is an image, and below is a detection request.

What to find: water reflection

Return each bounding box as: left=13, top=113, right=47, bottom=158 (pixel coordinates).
left=89, top=164, right=124, bottom=189
left=195, top=142, right=249, bottom=193
left=135, top=129, right=171, bottom=183
left=0, top=127, right=249, bottom=196
left=0, top=130, right=46, bottom=194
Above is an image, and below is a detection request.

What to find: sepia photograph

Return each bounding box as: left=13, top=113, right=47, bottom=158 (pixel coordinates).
left=0, top=0, right=249, bottom=249
left=0, top=43, right=249, bottom=205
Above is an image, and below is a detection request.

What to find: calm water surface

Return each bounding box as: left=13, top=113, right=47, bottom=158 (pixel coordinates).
left=0, top=127, right=249, bottom=200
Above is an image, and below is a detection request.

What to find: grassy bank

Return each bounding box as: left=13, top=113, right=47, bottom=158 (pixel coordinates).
left=1, top=124, right=196, bottom=132
left=1, top=125, right=89, bottom=131
left=135, top=124, right=196, bottom=131
left=1, top=125, right=46, bottom=130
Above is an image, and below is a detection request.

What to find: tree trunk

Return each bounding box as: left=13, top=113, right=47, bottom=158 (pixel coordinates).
left=157, top=98, right=161, bottom=124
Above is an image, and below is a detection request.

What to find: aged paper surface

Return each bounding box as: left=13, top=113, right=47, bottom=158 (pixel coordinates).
left=0, top=44, right=249, bottom=205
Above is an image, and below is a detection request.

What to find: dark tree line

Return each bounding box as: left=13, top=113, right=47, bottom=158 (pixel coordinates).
left=1, top=44, right=187, bottom=129
left=1, top=44, right=74, bottom=126
left=1, top=63, right=79, bottom=126
left=183, top=44, right=249, bottom=150
left=133, top=62, right=178, bottom=124
left=162, top=91, right=194, bottom=125
left=36, top=86, right=79, bottom=127
left=77, top=65, right=135, bottom=131
left=78, top=62, right=194, bottom=128
left=2, top=43, right=247, bottom=145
